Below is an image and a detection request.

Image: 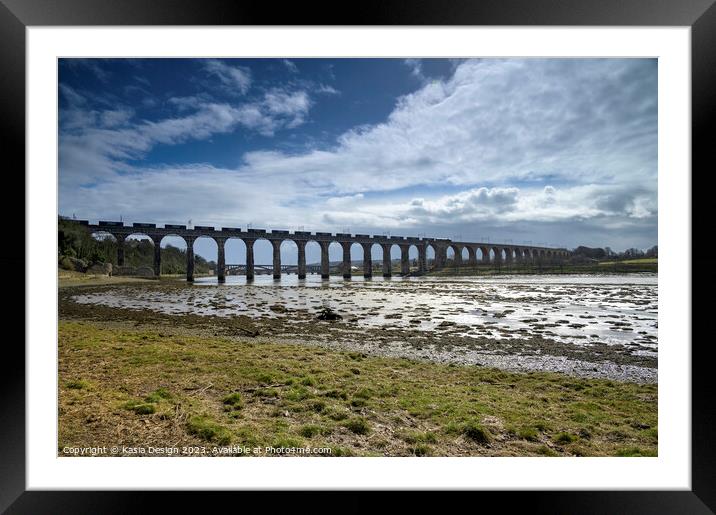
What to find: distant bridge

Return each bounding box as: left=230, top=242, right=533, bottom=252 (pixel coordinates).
left=224, top=264, right=323, bottom=275
left=73, top=219, right=570, bottom=282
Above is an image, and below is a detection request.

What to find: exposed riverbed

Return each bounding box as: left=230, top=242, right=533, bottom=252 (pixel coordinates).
left=62, top=273, right=658, bottom=383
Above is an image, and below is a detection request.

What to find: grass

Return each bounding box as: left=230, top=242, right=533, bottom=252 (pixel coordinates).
left=222, top=393, right=244, bottom=410
left=58, top=268, right=159, bottom=288
left=426, top=259, right=657, bottom=276
left=186, top=415, right=233, bottom=445
left=461, top=420, right=491, bottom=444
left=343, top=417, right=371, bottom=435
left=65, top=379, right=90, bottom=390
left=598, top=258, right=658, bottom=266
left=58, top=320, right=657, bottom=457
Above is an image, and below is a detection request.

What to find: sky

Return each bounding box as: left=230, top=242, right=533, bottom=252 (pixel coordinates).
left=58, top=58, right=657, bottom=264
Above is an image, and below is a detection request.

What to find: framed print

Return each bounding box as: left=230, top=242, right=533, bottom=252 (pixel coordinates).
left=3, top=0, right=713, bottom=511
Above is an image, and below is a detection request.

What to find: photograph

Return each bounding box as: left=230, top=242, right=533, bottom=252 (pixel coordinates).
left=56, top=56, right=659, bottom=458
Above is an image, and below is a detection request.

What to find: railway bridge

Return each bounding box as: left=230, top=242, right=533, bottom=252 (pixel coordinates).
left=74, top=220, right=571, bottom=283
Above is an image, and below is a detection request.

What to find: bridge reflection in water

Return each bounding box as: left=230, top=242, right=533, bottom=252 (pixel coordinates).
left=76, top=220, right=570, bottom=283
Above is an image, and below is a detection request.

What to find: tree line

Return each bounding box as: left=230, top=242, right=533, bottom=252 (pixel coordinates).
left=58, top=217, right=216, bottom=274
left=571, top=245, right=658, bottom=260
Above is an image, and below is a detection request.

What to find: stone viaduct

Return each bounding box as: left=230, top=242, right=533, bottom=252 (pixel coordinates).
left=77, top=220, right=570, bottom=283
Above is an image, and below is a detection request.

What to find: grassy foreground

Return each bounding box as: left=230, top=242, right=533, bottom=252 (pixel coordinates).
left=59, top=320, right=657, bottom=457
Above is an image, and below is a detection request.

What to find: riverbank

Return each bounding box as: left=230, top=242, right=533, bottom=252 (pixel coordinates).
left=59, top=274, right=657, bottom=383
left=58, top=320, right=657, bottom=457
left=425, top=261, right=657, bottom=277
left=59, top=269, right=214, bottom=288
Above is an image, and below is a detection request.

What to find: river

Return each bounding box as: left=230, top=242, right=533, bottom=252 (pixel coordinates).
left=68, top=273, right=658, bottom=383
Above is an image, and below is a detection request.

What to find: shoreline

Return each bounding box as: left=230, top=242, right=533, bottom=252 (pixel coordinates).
left=59, top=274, right=657, bottom=384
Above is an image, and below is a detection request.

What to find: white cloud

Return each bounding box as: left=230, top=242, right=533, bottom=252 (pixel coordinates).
left=404, top=58, right=424, bottom=80
left=167, top=94, right=213, bottom=111
left=407, top=187, right=520, bottom=219
left=230, top=59, right=657, bottom=199
left=65, top=59, right=111, bottom=82
left=325, top=193, right=365, bottom=207
left=100, top=108, right=134, bottom=128
left=262, top=89, right=311, bottom=128
left=60, top=85, right=319, bottom=183
left=203, top=59, right=252, bottom=95
left=282, top=59, right=298, bottom=73
left=316, top=84, right=340, bottom=95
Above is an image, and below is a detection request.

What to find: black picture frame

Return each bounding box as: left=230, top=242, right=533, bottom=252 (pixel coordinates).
left=2, top=0, right=711, bottom=512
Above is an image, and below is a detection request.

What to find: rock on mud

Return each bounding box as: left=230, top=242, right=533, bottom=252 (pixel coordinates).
left=316, top=307, right=342, bottom=321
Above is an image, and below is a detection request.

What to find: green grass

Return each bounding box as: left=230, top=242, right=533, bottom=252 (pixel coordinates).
left=144, top=387, right=172, bottom=403
left=123, top=401, right=156, bottom=415
left=58, top=320, right=657, bottom=457
left=554, top=432, right=578, bottom=444
left=461, top=420, right=491, bottom=444
left=222, top=393, right=244, bottom=410
left=186, top=415, right=232, bottom=445
left=516, top=426, right=540, bottom=442
left=343, top=417, right=371, bottom=435
left=65, top=379, right=90, bottom=390
left=598, top=258, right=658, bottom=266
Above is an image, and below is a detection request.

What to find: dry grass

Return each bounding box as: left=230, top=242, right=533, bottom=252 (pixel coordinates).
left=58, top=320, right=657, bottom=457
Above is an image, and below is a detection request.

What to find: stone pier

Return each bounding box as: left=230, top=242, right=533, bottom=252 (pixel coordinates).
left=245, top=240, right=254, bottom=281
left=382, top=244, right=392, bottom=277
left=320, top=242, right=330, bottom=279
left=272, top=241, right=281, bottom=280
left=362, top=243, right=372, bottom=278
left=400, top=245, right=410, bottom=276
left=217, top=238, right=226, bottom=283
left=297, top=241, right=306, bottom=279
left=342, top=242, right=352, bottom=279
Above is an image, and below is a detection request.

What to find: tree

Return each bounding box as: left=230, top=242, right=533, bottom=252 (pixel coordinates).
left=572, top=246, right=606, bottom=259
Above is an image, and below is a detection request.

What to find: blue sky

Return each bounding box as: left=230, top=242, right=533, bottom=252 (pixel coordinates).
left=59, top=58, right=657, bottom=264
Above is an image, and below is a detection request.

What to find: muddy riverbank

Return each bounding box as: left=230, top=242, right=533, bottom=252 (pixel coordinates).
left=59, top=274, right=657, bottom=383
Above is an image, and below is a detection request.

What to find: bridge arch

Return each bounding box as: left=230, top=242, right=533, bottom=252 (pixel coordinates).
left=153, top=234, right=187, bottom=274
left=84, top=230, right=120, bottom=267
left=465, top=246, right=477, bottom=266
left=89, top=230, right=118, bottom=243
left=278, top=239, right=298, bottom=277
left=302, top=240, right=322, bottom=277
left=502, top=247, right=511, bottom=263
left=248, top=237, right=274, bottom=280
left=346, top=241, right=364, bottom=278
left=116, top=232, right=154, bottom=270
left=225, top=237, right=247, bottom=267
left=425, top=243, right=437, bottom=270
left=322, top=241, right=342, bottom=277
left=445, top=244, right=461, bottom=268
left=191, top=235, right=218, bottom=281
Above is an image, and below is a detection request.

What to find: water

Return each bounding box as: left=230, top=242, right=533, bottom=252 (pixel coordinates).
left=74, top=273, right=657, bottom=349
